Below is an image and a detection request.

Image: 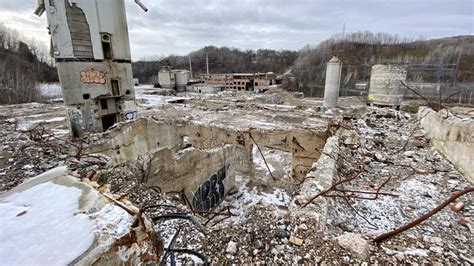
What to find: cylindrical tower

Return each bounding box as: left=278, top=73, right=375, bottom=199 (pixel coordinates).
left=324, top=56, right=343, bottom=108
left=158, top=67, right=174, bottom=89
left=175, top=71, right=190, bottom=92
left=368, top=64, right=407, bottom=107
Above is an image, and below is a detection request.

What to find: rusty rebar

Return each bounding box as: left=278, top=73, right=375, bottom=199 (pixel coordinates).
left=374, top=186, right=474, bottom=243
left=249, top=131, right=276, bottom=181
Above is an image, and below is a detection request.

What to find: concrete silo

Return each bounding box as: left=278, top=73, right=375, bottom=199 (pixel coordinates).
left=35, top=0, right=147, bottom=137
left=323, top=56, right=343, bottom=108
left=174, top=70, right=191, bottom=92
left=158, top=67, right=175, bottom=89
left=368, top=64, right=407, bottom=107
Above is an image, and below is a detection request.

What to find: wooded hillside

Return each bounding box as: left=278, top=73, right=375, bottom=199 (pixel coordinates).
left=292, top=32, right=474, bottom=95
left=0, top=24, right=58, bottom=104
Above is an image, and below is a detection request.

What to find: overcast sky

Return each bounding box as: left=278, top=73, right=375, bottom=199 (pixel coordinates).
left=1, top=0, right=472, bottom=60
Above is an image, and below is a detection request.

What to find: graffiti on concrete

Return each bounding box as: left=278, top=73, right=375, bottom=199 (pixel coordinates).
left=124, top=112, right=137, bottom=121
left=192, top=163, right=230, bottom=211
left=80, top=69, right=106, bottom=84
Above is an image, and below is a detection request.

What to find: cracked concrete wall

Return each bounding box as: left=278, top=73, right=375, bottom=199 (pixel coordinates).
left=418, top=107, right=474, bottom=183
left=180, top=124, right=328, bottom=179
left=88, top=118, right=182, bottom=165
left=146, top=145, right=238, bottom=211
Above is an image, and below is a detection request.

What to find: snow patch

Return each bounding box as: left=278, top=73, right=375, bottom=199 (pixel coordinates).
left=0, top=182, right=95, bottom=265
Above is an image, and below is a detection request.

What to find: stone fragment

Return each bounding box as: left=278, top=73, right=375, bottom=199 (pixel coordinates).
left=451, top=202, right=465, bottom=213
left=299, top=224, right=308, bottom=231
left=275, top=229, right=290, bottom=239
left=226, top=241, right=238, bottom=254
left=289, top=235, right=303, bottom=246
left=374, top=152, right=386, bottom=162
left=414, top=168, right=429, bottom=174
left=336, top=233, right=370, bottom=260
left=458, top=217, right=469, bottom=226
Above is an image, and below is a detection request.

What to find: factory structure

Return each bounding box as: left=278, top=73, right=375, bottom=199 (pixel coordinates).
left=198, top=72, right=278, bottom=92
left=157, top=67, right=192, bottom=92
left=35, top=0, right=147, bottom=137
left=156, top=67, right=279, bottom=93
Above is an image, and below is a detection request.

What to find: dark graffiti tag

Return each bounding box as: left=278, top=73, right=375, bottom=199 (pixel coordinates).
left=192, top=163, right=230, bottom=211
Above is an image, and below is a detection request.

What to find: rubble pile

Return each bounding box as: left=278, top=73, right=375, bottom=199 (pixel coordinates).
left=0, top=90, right=472, bottom=264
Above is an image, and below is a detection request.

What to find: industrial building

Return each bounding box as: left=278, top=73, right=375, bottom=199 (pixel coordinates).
left=200, top=72, right=278, bottom=91
left=35, top=0, right=144, bottom=137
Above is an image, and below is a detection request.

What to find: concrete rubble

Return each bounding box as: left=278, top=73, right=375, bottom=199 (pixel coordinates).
left=0, top=86, right=473, bottom=264
left=418, top=106, right=474, bottom=182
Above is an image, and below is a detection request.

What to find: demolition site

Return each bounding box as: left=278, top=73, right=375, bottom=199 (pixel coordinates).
left=0, top=0, right=472, bottom=265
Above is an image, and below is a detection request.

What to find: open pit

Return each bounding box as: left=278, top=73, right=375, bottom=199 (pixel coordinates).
left=1, top=87, right=473, bottom=264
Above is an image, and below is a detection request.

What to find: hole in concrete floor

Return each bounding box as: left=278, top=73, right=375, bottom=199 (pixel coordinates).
left=223, top=146, right=295, bottom=221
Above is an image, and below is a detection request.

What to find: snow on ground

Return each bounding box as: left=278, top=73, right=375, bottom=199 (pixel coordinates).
left=0, top=182, right=95, bottom=266
left=17, top=116, right=66, bottom=131
left=253, top=146, right=276, bottom=173
left=39, top=83, right=62, bottom=99
left=135, top=85, right=189, bottom=107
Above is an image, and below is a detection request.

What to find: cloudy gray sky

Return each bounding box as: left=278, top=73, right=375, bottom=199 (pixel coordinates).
left=1, top=0, right=472, bottom=60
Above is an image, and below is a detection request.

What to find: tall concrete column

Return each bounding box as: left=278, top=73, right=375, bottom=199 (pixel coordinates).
left=323, top=55, right=343, bottom=108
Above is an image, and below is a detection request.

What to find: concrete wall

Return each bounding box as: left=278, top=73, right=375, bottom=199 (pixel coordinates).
left=181, top=123, right=328, bottom=179
left=418, top=107, right=474, bottom=183
left=146, top=145, right=238, bottom=211
left=87, top=118, right=182, bottom=165
left=44, top=0, right=131, bottom=60
left=58, top=62, right=135, bottom=105
left=87, top=118, right=239, bottom=211
left=41, top=0, right=137, bottom=136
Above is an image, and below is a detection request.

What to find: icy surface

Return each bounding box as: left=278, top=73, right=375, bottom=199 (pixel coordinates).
left=0, top=182, right=95, bottom=265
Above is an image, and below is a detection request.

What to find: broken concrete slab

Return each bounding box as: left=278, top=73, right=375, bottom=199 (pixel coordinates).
left=0, top=167, right=160, bottom=265
left=418, top=106, right=474, bottom=182
left=289, top=132, right=341, bottom=232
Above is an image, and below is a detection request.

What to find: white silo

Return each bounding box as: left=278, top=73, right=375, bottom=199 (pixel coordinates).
left=158, top=67, right=175, bottom=89
left=324, top=56, right=343, bottom=108
left=174, top=70, right=191, bottom=92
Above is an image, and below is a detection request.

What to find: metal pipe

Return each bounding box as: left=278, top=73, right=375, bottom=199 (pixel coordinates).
left=135, top=0, right=148, bottom=12
left=34, top=0, right=45, bottom=16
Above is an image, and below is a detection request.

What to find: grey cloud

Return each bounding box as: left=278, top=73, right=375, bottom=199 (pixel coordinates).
left=1, top=0, right=472, bottom=59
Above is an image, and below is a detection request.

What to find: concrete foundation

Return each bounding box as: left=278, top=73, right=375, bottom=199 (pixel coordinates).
left=418, top=107, right=474, bottom=183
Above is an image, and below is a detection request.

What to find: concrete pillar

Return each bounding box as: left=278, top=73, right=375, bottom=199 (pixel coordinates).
left=324, top=55, right=343, bottom=108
